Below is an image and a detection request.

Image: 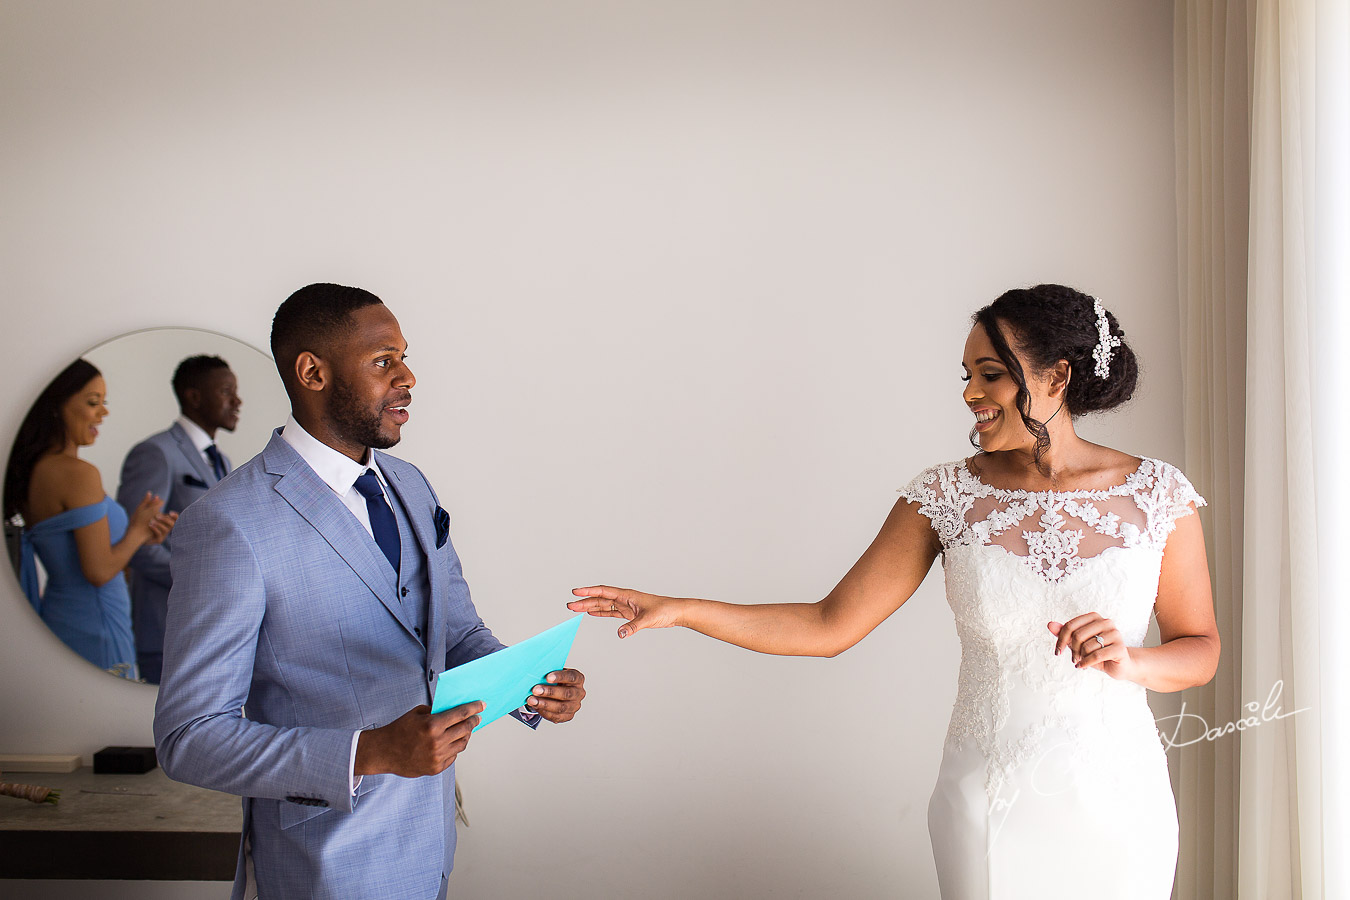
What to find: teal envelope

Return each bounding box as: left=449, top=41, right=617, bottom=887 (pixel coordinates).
left=431, top=615, right=584, bottom=730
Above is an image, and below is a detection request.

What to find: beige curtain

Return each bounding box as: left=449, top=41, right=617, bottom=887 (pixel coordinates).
left=1174, top=1, right=1349, bottom=898
left=1173, top=4, right=1249, bottom=897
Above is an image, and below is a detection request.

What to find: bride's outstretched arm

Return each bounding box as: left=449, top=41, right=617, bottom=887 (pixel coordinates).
left=568, top=497, right=941, bottom=658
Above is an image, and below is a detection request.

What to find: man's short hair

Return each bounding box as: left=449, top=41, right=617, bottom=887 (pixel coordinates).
left=270, top=283, right=384, bottom=387
left=172, top=355, right=231, bottom=407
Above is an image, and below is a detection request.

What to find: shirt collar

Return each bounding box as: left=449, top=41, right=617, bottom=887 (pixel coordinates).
left=280, top=415, right=388, bottom=496
left=175, top=415, right=215, bottom=453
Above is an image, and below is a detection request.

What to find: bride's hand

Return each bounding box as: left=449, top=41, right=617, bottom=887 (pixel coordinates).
left=1047, top=614, right=1137, bottom=681
left=569, top=585, right=685, bottom=639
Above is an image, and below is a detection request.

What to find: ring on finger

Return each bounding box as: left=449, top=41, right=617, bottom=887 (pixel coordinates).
left=1092, top=634, right=1106, bottom=650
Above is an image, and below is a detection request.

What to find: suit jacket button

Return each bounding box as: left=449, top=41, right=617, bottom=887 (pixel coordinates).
left=414, top=627, right=422, bottom=637
left=401, top=586, right=409, bottom=597
left=427, top=669, right=435, bottom=682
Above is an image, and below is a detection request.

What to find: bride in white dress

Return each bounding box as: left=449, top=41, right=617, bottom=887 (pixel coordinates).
left=569, top=284, right=1220, bottom=899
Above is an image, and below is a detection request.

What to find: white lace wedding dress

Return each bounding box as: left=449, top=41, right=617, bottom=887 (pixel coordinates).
left=900, top=457, right=1202, bottom=900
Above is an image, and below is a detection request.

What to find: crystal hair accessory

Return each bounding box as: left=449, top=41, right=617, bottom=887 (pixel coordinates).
left=1091, top=298, right=1122, bottom=379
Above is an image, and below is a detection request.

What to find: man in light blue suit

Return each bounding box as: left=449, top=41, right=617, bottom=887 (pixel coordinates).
left=118, top=355, right=241, bottom=683
left=154, top=284, right=587, bottom=900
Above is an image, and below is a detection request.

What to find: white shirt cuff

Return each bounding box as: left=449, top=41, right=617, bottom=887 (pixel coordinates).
left=350, top=730, right=363, bottom=795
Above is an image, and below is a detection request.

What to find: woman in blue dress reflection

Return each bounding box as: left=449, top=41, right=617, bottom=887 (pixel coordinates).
left=4, top=359, right=177, bottom=678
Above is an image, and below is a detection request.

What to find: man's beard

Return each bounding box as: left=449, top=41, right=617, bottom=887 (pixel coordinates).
left=330, top=377, right=400, bottom=451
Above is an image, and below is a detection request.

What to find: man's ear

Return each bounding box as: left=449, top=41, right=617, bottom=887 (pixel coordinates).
left=180, top=387, right=202, bottom=413
left=294, top=351, right=328, bottom=394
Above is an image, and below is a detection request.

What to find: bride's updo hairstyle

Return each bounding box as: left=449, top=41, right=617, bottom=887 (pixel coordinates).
left=971, top=284, right=1138, bottom=463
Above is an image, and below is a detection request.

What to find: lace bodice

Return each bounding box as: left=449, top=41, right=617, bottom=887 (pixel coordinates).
left=900, top=457, right=1204, bottom=801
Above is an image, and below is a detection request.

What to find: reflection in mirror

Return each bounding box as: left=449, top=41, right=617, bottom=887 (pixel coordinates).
left=3, top=329, right=288, bottom=682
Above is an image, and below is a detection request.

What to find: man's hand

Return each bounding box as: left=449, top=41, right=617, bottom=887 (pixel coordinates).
left=354, top=701, right=484, bottom=777
left=524, top=669, right=586, bottom=724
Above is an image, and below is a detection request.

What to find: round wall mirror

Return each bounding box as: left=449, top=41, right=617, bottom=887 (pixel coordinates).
left=4, top=328, right=289, bottom=683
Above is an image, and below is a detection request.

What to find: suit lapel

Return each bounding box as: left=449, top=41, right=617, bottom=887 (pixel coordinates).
left=379, top=454, right=443, bottom=654
left=264, top=434, right=415, bottom=639
left=170, top=422, right=217, bottom=485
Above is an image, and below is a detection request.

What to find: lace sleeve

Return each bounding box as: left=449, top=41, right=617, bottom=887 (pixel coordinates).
left=898, top=465, right=940, bottom=508
left=898, top=462, right=963, bottom=549
left=1152, top=461, right=1207, bottom=540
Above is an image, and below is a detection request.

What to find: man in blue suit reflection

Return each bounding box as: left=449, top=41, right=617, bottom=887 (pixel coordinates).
left=118, top=355, right=241, bottom=683
left=154, top=284, right=587, bottom=900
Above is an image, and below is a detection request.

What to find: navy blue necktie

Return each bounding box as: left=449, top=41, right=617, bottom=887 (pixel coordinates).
left=353, top=469, right=400, bottom=573
left=205, top=444, right=227, bottom=480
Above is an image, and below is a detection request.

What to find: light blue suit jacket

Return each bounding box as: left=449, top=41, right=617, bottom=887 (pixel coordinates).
left=117, top=422, right=229, bottom=679
left=154, top=430, right=506, bottom=900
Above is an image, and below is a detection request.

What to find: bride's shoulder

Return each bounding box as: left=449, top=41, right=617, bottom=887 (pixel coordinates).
left=1079, top=445, right=1182, bottom=489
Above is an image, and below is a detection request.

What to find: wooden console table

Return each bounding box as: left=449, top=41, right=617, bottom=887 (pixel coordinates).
left=0, top=766, right=240, bottom=880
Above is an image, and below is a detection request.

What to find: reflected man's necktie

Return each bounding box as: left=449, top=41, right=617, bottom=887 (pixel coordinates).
left=353, top=469, right=400, bottom=573
left=205, top=444, right=227, bottom=480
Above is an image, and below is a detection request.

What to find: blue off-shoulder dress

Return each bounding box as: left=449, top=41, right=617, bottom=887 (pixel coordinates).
left=19, top=497, right=138, bottom=678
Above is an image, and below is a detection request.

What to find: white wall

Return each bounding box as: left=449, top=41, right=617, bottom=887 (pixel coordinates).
left=0, top=1, right=1179, bottom=898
